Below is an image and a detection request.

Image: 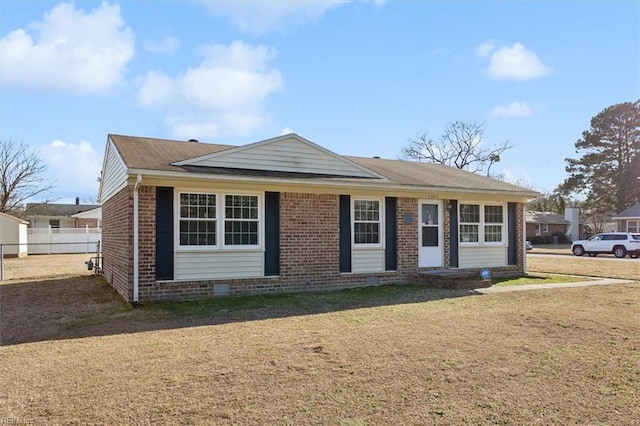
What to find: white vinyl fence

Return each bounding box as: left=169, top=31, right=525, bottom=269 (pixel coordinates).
left=27, top=226, right=102, bottom=254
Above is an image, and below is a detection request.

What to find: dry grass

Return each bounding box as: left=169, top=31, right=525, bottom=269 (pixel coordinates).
left=527, top=254, right=639, bottom=280
left=1, top=253, right=91, bottom=281
left=1, top=256, right=639, bottom=425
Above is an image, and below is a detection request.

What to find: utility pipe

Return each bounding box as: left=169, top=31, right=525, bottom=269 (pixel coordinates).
left=133, top=174, right=142, bottom=304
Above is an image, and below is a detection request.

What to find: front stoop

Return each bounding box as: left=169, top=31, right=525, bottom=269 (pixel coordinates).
left=417, top=269, right=492, bottom=290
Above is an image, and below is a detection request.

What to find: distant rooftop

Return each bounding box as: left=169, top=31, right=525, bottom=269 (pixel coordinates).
left=26, top=203, right=100, bottom=217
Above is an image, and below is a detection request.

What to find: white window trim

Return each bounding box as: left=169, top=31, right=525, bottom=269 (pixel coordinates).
left=351, top=197, right=384, bottom=249
left=458, top=202, right=506, bottom=246
left=542, top=224, right=549, bottom=233
left=535, top=224, right=541, bottom=236
left=627, top=219, right=639, bottom=233
left=175, top=190, right=263, bottom=252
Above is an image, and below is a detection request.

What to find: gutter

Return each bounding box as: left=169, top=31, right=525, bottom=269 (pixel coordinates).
left=125, top=168, right=540, bottom=198
left=133, top=174, right=142, bottom=304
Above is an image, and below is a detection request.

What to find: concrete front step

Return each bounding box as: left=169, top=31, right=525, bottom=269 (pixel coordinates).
left=417, top=269, right=492, bottom=290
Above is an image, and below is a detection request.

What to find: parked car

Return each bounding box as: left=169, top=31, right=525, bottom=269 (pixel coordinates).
left=571, top=232, right=640, bottom=258
left=526, top=240, right=533, bottom=251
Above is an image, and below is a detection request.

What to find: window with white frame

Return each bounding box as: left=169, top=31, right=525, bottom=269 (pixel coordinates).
left=542, top=224, right=549, bottom=233
left=178, top=192, right=260, bottom=248
left=459, top=203, right=504, bottom=244
left=224, top=195, right=259, bottom=245
left=459, top=204, right=480, bottom=242
left=353, top=199, right=381, bottom=245
left=628, top=220, right=639, bottom=233
left=483, top=205, right=504, bottom=243
left=535, top=224, right=541, bottom=236
left=179, top=193, right=217, bottom=246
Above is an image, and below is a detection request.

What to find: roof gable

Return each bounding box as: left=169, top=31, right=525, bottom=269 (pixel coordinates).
left=173, top=133, right=383, bottom=179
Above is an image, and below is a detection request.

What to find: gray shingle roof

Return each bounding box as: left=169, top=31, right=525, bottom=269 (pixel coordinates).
left=525, top=211, right=570, bottom=224
left=613, top=202, right=640, bottom=218
left=26, top=203, right=100, bottom=217
left=108, top=134, right=538, bottom=197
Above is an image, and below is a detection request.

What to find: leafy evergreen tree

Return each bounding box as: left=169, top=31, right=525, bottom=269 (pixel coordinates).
left=559, top=100, right=640, bottom=215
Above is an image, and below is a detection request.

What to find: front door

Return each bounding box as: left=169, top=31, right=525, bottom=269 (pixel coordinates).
left=418, top=200, right=443, bottom=267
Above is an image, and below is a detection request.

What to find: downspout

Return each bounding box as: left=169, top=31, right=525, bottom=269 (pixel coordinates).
left=522, top=203, right=527, bottom=274
left=133, top=174, right=143, bottom=304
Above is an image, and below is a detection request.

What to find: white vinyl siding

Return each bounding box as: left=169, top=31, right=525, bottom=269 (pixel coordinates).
left=99, top=140, right=128, bottom=203
left=458, top=246, right=508, bottom=268
left=175, top=251, right=263, bottom=281
left=351, top=249, right=385, bottom=273
left=184, top=137, right=376, bottom=177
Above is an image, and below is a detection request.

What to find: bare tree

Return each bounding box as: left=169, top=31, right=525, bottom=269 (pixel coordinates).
left=401, top=121, right=513, bottom=176
left=0, top=138, right=56, bottom=216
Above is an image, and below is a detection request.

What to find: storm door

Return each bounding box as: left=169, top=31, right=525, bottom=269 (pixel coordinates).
left=418, top=200, right=443, bottom=267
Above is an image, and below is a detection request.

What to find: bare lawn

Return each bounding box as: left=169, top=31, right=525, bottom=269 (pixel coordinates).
left=0, top=255, right=638, bottom=424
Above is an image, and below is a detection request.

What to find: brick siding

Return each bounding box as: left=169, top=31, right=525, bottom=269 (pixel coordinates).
left=101, top=186, right=133, bottom=300
left=105, top=187, right=527, bottom=302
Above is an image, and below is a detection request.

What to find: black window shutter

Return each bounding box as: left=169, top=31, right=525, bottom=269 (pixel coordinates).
left=339, top=195, right=352, bottom=273
left=264, top=192, right=280, bottom=276
left=385, top=197, right=397, bottom=270
left=449, top=200, right=459, bottom=268
left=156, top=187, right=174, bottom=280
left=508, top=202, right=517, bottom=265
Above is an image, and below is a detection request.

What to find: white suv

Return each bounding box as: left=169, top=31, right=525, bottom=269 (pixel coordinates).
left=571, top=232, right=640, bottom=258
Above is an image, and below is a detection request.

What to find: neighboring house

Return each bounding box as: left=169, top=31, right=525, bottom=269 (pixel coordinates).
left=98, top=133, right=539, bottom=303
left=26, top=199, right=101, bottom=229
left=72, top=206, right=102, bottom=228
left=525, top=211, right=570, bottom=241
left=613, top=202, right=640, bottom=233
left=0, top=212, right=28, bottom=258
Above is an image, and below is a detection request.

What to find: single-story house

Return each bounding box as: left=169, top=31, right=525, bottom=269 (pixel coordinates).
left=98, top=133, right=539, bottom=303
left=0, top=212, right=29, bottom=258
left=525, top=211, right=570, bottom=241
left=613, top=202, right=640, bottom=233
left=26, top=199, right=101, bottom=229
left=71, top=206, right=102, bottom=228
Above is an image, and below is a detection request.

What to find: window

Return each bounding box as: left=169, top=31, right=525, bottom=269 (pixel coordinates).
left=459, top=203, right=504, bottom=244
left=49, top=219, right=60, bottom=229
left=542, top=224, right=549, bottom=233
left=224, top=195, right=259, bottom=245
left=353, top=199, right=381, bottom=245
left=179, top=193, right=216, bottom=246
left=628, top=220, right=639, bottom=233
left=459, top=204, right=480, bottom=242
left=535, top=224, right=541, bottom=236
left=178, top=192, right=260, bottom=248
left=484, top=205, right=504, bottom=243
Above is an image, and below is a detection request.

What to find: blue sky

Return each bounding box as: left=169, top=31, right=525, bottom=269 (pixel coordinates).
left=1, top=1, right=638, bottom=204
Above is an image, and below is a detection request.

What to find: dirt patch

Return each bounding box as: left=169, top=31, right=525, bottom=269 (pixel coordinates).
left=1, top=270, right=639, bottom=424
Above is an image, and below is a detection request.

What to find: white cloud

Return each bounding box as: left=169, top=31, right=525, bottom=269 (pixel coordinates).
left=137, top=41, right=284, bottom=139
left=476, top=41, right=551, bottom=80
left=0, top=2, right=134, bottom=93
left=143, top=35, right=179, bottom=54
left=40, top=140, right=102, bottom=201
left=475, top=39, right=496, bottom=58
left=198, top=0, right=353, bottom=34
left=490, top=101, right=533, bottom=118
left=280, top=127, right=294, bottom=135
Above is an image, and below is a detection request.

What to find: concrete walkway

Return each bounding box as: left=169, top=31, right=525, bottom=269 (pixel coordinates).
left=473, top=277, right=635, bottom=294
